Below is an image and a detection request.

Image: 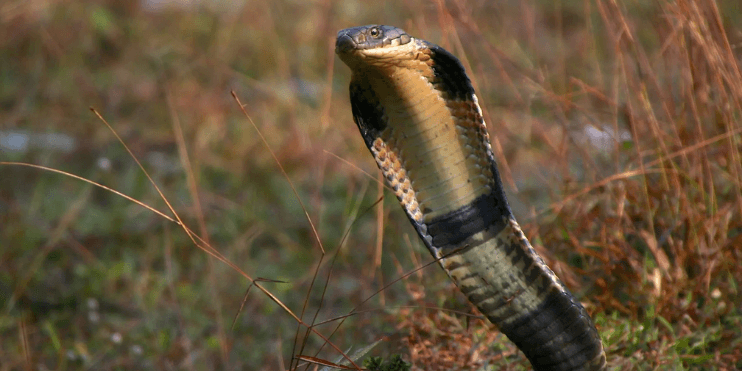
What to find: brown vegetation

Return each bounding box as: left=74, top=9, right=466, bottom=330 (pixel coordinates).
left=1, top=0, right=740, bottom=370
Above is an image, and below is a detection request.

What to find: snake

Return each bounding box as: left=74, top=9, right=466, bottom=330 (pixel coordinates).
left=335, top=25, right=606, bottom=371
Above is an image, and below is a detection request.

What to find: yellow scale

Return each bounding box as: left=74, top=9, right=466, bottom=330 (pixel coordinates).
left=365, top=62, right=493, bottom=223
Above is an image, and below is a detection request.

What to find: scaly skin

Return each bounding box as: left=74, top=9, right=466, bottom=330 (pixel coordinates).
left=336, top=25, right=606, bottom=370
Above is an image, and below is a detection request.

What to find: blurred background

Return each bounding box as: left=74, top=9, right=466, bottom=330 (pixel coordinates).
left=1, top=0, right=741, bottom=369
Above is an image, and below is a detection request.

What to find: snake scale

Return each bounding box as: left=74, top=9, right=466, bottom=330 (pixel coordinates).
left=335, top=25, right=606, bottom=370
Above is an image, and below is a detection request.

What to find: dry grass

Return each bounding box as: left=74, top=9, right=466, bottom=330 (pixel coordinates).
left=1, top=0, right=740, bottom=370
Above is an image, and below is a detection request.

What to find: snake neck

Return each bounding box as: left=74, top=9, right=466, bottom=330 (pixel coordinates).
left=352, top=60, right=513, bottom=259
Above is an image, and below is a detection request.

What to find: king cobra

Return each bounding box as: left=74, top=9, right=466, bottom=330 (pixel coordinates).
left=335, top=25, right=606, bottom=370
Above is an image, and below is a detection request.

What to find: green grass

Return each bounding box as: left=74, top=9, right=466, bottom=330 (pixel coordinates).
left=2, top=0, right=741, bottom=370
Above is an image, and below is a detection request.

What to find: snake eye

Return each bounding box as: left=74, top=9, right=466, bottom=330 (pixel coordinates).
left=369, top=27, right=381, bottom=38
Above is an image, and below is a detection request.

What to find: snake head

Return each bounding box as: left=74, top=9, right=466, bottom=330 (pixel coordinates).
left=335, top=25, right=414, bottom=68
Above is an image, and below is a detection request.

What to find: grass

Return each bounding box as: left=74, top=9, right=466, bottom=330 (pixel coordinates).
left=1, top=0, right=741, bottom=370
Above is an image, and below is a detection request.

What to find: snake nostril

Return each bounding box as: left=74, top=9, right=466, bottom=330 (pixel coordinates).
left=335, top=34, right=355, bottom=54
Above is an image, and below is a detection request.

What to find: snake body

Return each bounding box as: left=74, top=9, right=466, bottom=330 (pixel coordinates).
left=336, top=25, right=606, bottom=370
